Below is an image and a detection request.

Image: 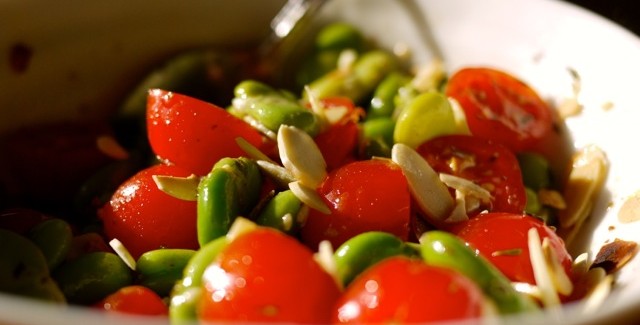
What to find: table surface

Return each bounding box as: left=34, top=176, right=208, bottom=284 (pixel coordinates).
left=566, top=0, right=639, bottom=36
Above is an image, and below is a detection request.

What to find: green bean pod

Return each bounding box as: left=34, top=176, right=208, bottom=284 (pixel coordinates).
left=170, top=237, right=228, bottom=324
left=369, top=72, right=411, bottom=119
left=136, top=248, right=196, bottom=297
left=419, top=231, right=539, bottom=315
left=197, top=157, right=262, bottom=246
left=27, top=218, right=73, bottom=270
left=0, top=229, right=65, bottom=303
left=255, top=190, right=304, bottom=235
left=52, top=252, right=132, bottom=304
left=334, top=231, right=420, bottom=287
left=315, top=22, right=365, bottom=52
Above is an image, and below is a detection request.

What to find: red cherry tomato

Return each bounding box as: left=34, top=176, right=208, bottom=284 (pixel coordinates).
left=452, top=212, right=572, bottom=285
left=314, top=97, right=363, bottom=170
left=417, top=134, right=526, bottom=215
left=199, top=228, right=341, bottom=323
left=333, top=256, right=484, bottom=324
left=94, top=285, right=168, bottom=316
left=146, top=89, right=266, bottom=175
left=301, top=159, right=411, bottom=250
left=445, top=67, right=553, bottom=152
left=99, top=164, right=198, bottom=259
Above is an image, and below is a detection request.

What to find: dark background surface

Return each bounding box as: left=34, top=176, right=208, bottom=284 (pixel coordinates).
left=566, top=0, right=639, bottom=36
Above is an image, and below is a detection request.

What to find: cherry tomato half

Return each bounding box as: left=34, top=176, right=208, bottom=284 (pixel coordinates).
left=199, top=227, right=341, bottom=323
left=417, top=134, right=526, bottom=215
left=99, top=164, right=198, bottom=259
left=314, top=97, right=363, bottom=170
left=300, top=159, right=411, bottom=250
left=147, top=89, right=266, bottom=175
left=452, top=212, right=572, bottom=285
left=94, top=285, right=168, bottom=316
left=445, top=67, right=553, bottom=152
left=333, top=256, right=484, bottom=324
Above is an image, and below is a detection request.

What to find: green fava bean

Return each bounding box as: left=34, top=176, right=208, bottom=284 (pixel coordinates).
left=170, top=237, right=228, bottom=324
left=369, top=72, right=411, bottom=119
left=362, top=117, right=395, bottom=147
left=315, top=22, right=365, bottom=52
left=334, top=231, right=420, bottom=287
left=234, top=79, right=279, bottom=98
left=393, top=92, right=459, bottom=148
left=52, top=252, right=132, bottom=304
left=255, top=190, right=303, bottom=235
left=419, top=231, right=539, bottom=315
left=247, top=96, right=320, bottom=136
left=0, top=229, right=65, bottom=303
left=28, top=218, right=73, bottom=270
left=136, top=248, right=195, bottom=297
left=518, top=152, right=552, bottom=191
left=197, top=157, right=262, bottom=245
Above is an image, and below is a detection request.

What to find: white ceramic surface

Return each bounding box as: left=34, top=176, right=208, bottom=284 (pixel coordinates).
left=2, top=0, right=640, bottom=324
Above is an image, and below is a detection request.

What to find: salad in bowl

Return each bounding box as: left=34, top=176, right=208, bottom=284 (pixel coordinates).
left=1, top=0, right=640, bottom=324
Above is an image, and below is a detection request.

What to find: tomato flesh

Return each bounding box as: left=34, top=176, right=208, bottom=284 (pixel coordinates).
left=452, top=212, right=572, bottom=285
left=417, top=134, right=526, bottom=215
left=300, top=159, right=411, bottom=249
left=445, top=67, right=553, bottom=152
left=199, top=228, right=341, bottom=323
left=99, top=164, right=198, bottom=259
left=333, top=256, right=484, bottom=324
left=146, top=89, right=266, bottom=175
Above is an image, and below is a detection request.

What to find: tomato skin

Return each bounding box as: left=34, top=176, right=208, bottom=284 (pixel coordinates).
left=452, top=212, right=572, bottom=285
left=99, top=164, right=198, bottom=259
left=94, top=285, right=168, bottom=316
left=417, top=134, right=526, bottom=215
left=300, top=159, right=411, bottom=249
left=333, top=256, right=484, bottom=324
left=445, top=67, right=553, bottom=152
left=146, top=89, right=265, bottom=176
left=199, top=228, right=341, bottom=323
left=314, top=97, right=363, bottom=170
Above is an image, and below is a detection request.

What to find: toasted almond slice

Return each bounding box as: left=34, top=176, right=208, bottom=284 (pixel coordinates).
left=391, top=143, right=454, bottom=223
left=314, top=240, right=340, bottom=288
left=289, top=181, right=331, bottom=215
left=411, top=58, right=446, bottom=93
left=256, top=160, right=296, bottom=188
left=226, top=217, right=258, bottom=242
left=582, top=273, right=613, bottom=313
left=236, top=137, right=275, bottom=164
left=543, top=238, right=573, bottom=296
left=444, top=190, right=470, bottom=224
left=557, top=145, right=608, bottom=244
left=528, top=228, right=561, bottom=307
left=109, top=238, right=136, bottom=270
left=152, top=174, right=199, bottom=201
left=278, top=125, right=327, bottom=189
left=439, top=173, right=491, bottom=204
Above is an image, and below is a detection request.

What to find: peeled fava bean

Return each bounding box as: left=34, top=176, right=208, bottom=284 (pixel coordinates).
left=393, top=92, right=460, bottom=148
left=52, top=251, right=132, bottom=304
left=255, top=190, right=304, bottom=235
left=334, top=231, right=420, bottom=287
left=0, top=229, right=65, bottom=303
left=27, top=218, right=73, bottom=270
left=136, top=248, right=196, bottom=297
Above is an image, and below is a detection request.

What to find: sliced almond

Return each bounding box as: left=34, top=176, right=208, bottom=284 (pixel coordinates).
left=444, top=190, right=470, bottom=223
left=152, top=174, right=199, bottom=201
left=391, top=143, right=454, bottom=223
left=255, top=160, right=296, bottom=188
left=528, top=228, right=561, bottom=307
left=439, top=173, right=492, bottom=204
left=109, top=238, right=136, bottom=271
left=543, top=238, right=573, bottom=296
left=277, top=125, right=327, bottom=189
left=581, top=273, right=613, bottom=314
left=235, top=137, right=275, bottom=164
left=289, top=181, right=331, bottom=215
left=411, top=58, right=446, bottom=93
left=557, top=145, right=608, bottom=244
left=226, top=217, right=258, bottom=242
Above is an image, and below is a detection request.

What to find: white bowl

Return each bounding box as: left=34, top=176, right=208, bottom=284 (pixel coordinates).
left=2, top=0, right=640, bottom=324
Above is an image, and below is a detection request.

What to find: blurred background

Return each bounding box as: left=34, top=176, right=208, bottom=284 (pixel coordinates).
left=567, top=0, right=639, bottom=36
